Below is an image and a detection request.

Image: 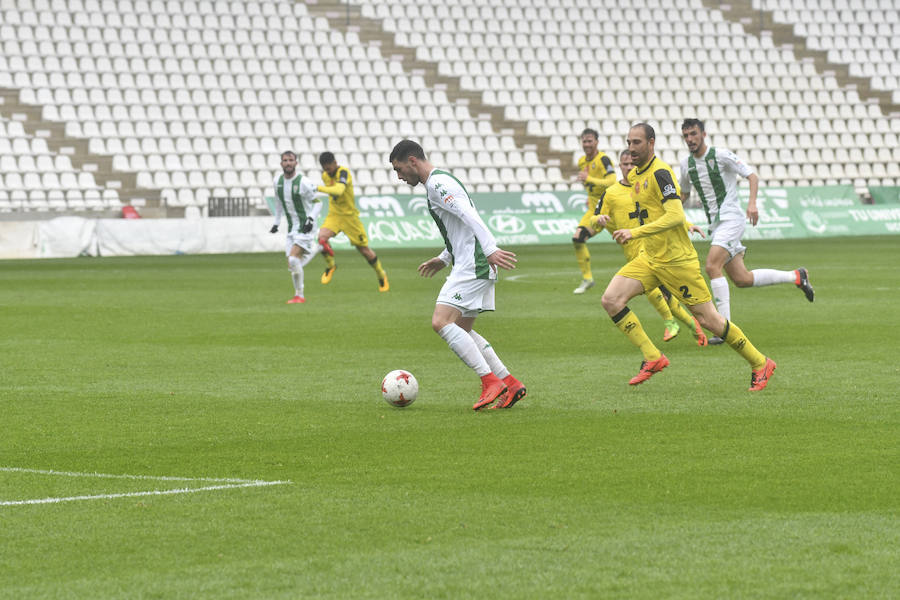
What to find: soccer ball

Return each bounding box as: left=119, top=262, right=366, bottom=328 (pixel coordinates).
left=381, top=370, right=418, bottom=407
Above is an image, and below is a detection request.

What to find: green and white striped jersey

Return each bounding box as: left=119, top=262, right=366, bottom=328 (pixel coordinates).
left=425, top=169, right=498, bottom=282
left=679, top=147, right=754, bottom=225
left=272, top=172, right=321, bottom=234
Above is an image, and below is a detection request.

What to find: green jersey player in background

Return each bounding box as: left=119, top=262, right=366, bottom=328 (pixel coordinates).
left=680, top=119, right=815, bottom=344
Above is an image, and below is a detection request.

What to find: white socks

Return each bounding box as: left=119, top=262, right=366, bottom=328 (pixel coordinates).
left=438, top=324, right=491, bottom=376
left=288, top=255, right=304, bottom=297
left=300, top=245, right=322, bottom=267
left=710, top=276, right=731, bottom=321
left=468, top=330, right=510, bottom=379
left=751, top=268, right=796, bottom=287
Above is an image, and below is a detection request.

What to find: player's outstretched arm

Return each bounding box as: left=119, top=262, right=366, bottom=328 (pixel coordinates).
left=418, top=257, right=447, bottom=278
left=487, top=248, right=517, bottom=270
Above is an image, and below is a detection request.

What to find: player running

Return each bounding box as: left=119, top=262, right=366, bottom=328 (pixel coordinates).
left=316, top=152, right=389, bottom=292
left=592, top=149, right=708, bottom=346
left=680, top=118, right=814, bottom=343
left=599, top=124, right=776, bottom=391
left=270, top=151, right=328, bottom=304
left=571, top=128, right=617, bottom=294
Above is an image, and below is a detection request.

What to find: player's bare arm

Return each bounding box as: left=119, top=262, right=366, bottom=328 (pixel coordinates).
left=487, top=248, right=517, bottom=270
left=417, top=257, right=446, bottom=278
left=746, top=173, right=760, bottom=226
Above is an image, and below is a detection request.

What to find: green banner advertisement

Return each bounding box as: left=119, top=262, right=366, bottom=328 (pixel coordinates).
left=868, top=186, right=900, bottom=204
left=269, top=186, right=897, bottom=249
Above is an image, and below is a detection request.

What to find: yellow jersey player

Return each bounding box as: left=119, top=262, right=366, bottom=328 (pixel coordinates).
left=592, top=149, right=707, bottom=346
left=599, top=123, right=776, bottom=391
left=571, top=128, right=617, bottom=294
left=316, top=152, right=389, bottom=292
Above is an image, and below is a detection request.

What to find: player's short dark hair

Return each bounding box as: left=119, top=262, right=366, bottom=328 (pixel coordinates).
left=389, top=139, right=425, bottom=162
left=681, top=118, right=705, bottom=132
left=620, top=148, right=630, bottom=158
left=580, top=128, right=599, bottom=140
left=281, top=150, right=296, bottom=159
left=318, top=151, right=335, bottom=166
left=630, top=123, right=655, bottom=141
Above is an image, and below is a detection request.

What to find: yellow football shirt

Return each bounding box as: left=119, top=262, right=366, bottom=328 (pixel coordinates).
left=577, top=151, right=616, bottom=211
left=626, top=156, right=697, bottom=264
left=596, top=181, right=644, bottom=262
left=318, top=166, right=358, bottom=217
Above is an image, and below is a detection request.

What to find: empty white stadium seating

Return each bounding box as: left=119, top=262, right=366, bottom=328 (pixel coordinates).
left=0, top=0, right=898, bottom=214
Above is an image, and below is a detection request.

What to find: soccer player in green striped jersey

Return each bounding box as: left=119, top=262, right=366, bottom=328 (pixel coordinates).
left=270, top=151, right=326, bottom=304
left=389, top=139, right=527, bottom=411
left=679, top=119, right=814, bottom=344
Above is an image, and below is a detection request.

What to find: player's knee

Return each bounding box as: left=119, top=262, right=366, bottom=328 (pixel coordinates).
left=733, top=275, right=753, bottom=288
left=431, top=316, right=449, bottom=333
left=704, top=263, right=721, bottom=279
left=572, top=228, right=590, bottom=244
left=600, top=292, right=621, bottom=315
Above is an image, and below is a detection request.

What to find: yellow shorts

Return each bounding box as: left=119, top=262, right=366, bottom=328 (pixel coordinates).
left=616, top=253, right=712, bottom=305
left=322, top=213, right=369, bottom=247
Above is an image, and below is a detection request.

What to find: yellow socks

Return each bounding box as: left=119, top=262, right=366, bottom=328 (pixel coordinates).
left=647, top=288, right=673, bottom=320
left=612, top=307, right=661, bottom=361
left=573, top=242, right=592, bottom=281
left=723, top=320, right=767, bottom=370
left=368, top=257, right=386, bottom=279
left=667, top=295, right=696, bottom=327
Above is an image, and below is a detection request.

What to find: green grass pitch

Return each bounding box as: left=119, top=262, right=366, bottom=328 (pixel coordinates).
left=1, top=236, right=898, bottom=598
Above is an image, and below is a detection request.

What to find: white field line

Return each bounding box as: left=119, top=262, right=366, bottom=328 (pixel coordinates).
left=0, top=467, right=291, bottom=507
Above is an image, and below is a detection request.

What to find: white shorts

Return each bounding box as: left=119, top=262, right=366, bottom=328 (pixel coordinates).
left=709, top=218, right=747, bottom=259
left=436, top=278, right=496, bottom=317
left=285, top=232, right=317, bottom=257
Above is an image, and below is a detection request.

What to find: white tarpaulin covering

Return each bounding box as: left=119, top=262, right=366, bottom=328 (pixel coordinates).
left=0, top=217, right=284, bottom=259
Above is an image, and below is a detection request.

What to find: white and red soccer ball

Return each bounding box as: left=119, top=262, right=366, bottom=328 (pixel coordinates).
left=381, top=370, right=418, bottom=407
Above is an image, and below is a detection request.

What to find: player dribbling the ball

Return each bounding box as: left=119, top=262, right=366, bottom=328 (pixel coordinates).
left=389, top=140, right=527, bottom=410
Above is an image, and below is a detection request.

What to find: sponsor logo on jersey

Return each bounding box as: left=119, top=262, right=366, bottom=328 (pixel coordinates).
left=662, top=184, right=677, bottom=197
